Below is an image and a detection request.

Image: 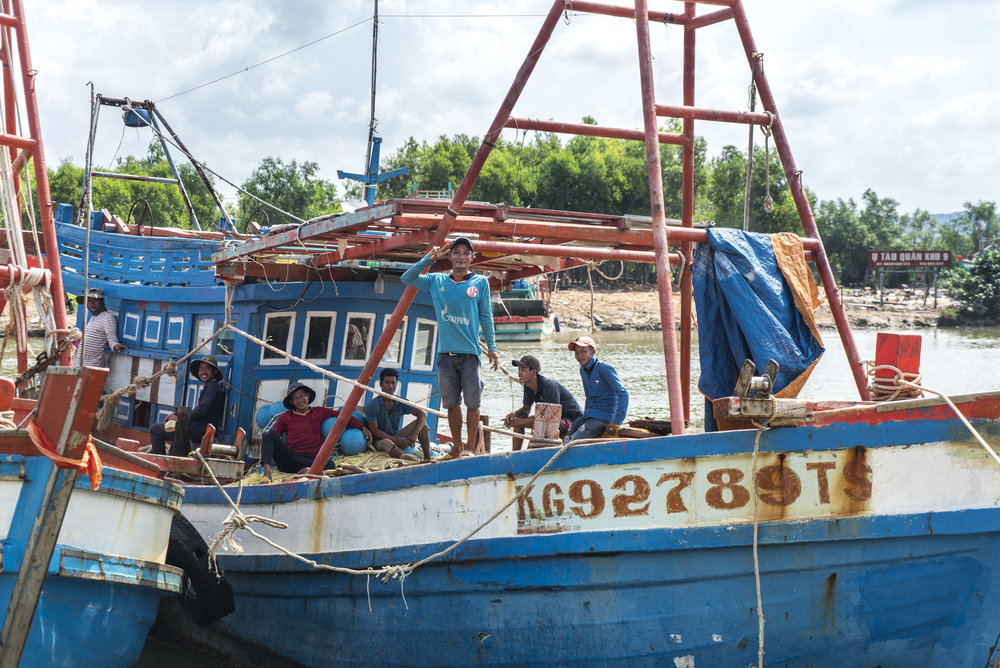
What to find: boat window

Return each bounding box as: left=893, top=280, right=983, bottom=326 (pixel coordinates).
left=195, top=316, right=236, bottom=357
left=261, top=312, right=296, bottom=365
left=303, top=312, right=337, bottom=364
left=381, top=314, right=408, bottom=367
left=342, top=312, right=375, bottom=366
left=412, top=318, right=437, bottom=371
left=194, top=318, right=215, bottom=350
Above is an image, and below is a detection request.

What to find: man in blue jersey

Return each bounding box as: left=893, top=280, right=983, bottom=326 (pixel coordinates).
left=564, top=336, right=629, bottom=444
left=401, top=237, right=500, bottom=457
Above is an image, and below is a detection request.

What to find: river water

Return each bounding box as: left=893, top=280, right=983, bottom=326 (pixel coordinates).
left=482, top=327, right=1000, bottom=443
left=6, top=327, right=1000, bottom=438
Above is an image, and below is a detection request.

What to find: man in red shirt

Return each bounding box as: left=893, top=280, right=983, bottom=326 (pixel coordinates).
left=260, top=382, right=370, bottom=481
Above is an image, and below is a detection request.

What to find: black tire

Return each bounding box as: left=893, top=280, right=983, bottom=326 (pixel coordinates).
left=166, top=514, right=235, bottom=626
left=553, top=315, right=561, bottom=333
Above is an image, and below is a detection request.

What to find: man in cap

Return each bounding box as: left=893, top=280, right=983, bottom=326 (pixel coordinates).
left=259, top=382, right=370, bottom=481
left=503, top=355, right=582, bottom=450
left=149, top=355, right=226, bottom=456
left=75, top=288, right=126, bottom=367
left=564, top=336, right=629, bottom=444
left=401, top=236, right=500, bottom=458
left=365, top=368, right=431, bottom=461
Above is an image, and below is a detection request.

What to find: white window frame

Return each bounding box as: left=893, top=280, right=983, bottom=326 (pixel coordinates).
left=121, top=312, right=141, bottom=343
left=260, top=312, right=297, bottom=366
left=381, top=314, right=408, bottom=368
left=302, top=311, right=337, bottom=365
left=341, top=312, right=376, bottom=367
left=142, top=314, right=163, bottom=346
left=411, top=318, right=438, bottom=371
left=165, top=316, right=185, bottom=346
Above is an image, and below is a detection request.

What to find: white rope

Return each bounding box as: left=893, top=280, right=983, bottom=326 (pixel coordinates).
left=199, top=438, right=578, bottom=608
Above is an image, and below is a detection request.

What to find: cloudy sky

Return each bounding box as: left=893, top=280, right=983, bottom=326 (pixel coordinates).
left=22, top=0, right=1000, bottom=216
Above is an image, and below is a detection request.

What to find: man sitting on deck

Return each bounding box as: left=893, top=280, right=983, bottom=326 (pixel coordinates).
left=366, top=368, right=431, bottom=462
left=502, top=355, right=582, bottom=450
left=149, top=355, right=225, bottom=456
left=564, top=336, right=629, bottom=444
left=260, top=382, right=371, bottom=481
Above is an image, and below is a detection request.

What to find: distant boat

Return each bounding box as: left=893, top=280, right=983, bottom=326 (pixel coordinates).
left=492, top=277, right=557, bottom=341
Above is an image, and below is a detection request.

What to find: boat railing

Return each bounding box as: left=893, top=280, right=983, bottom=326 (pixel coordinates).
left=55, top=218, right=221, bottom=288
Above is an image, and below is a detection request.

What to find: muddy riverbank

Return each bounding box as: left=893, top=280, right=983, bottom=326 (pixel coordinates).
left=551, top=286, right=950, bottom=331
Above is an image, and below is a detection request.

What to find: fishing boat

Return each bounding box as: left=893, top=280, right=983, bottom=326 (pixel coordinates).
left=45, top=1, right=1000, bottom=666
left=492, top=276, right=558, bottom=342
left=0, top=6, right=205, bottom=667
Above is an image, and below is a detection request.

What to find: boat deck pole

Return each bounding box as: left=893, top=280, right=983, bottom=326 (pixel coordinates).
left=635, top=0, right=685, bottom=435
left=308, top=1, right=568, bottom=472
left=729, top=0, right=869, bottom=400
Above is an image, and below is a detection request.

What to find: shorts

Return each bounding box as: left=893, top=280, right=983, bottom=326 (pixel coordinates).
left=437, top=353, right=484, bottom=409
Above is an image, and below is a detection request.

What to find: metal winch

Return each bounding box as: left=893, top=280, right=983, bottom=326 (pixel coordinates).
left=732, top=358, right=779, bottom=419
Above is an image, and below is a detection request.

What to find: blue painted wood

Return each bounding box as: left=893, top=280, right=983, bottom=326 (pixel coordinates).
left=56, top=220, right=443, bottom=446
left=0, top=456, right=182, bottom=668
left=180, top=413, right=1000, bottom=666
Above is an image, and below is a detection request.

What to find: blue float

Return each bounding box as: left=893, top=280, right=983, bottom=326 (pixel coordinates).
left=339, top=428, right=367, bottom=455
left=255, top=401, right=285, bottom=429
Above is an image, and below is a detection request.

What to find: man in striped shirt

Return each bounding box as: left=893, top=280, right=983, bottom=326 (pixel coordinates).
left=75, top=288, right=126, bottom=367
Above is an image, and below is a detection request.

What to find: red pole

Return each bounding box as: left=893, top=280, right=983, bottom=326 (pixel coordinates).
left=8, top=0, right=70, bottom=365
left=728, top=0, right=869, bottom=400
left=308, top=1, right=568, bottom=473
left=504, top=117, right=686, bottom=145
left=679, top=1, right=696, bottom=423
left=634, top=0, right=685, bottom=435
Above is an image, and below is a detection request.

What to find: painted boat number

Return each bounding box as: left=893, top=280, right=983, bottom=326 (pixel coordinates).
left=514, top=457, right=872, bottom=523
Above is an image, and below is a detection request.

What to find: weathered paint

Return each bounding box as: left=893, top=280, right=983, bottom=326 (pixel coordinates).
left=175, top=405, right=1000, bottom=666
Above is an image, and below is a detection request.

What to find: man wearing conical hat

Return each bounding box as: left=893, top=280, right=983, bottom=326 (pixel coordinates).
left=149, top=355, right=226, bottom=456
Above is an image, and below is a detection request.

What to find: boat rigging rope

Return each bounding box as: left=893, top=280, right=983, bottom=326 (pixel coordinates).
left=750, top=404, right=775, bottom=668
left=118, top=99, right=309, bottom=226
left=585, top=259, right=624, bottom=334
left=197, top=436, right=581, bottom=610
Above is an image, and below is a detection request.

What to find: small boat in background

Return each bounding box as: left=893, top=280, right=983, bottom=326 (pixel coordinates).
left=492, top=276, right=558, bottom=341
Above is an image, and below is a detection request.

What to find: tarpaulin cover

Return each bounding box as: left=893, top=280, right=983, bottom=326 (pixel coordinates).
left=693, top=228, right=825, bottom=405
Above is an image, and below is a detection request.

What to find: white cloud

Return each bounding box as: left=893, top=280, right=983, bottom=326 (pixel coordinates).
left=20, top=0, right=1000, bottom=214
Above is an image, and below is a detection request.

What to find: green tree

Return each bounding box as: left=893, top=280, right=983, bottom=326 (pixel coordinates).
left=951, top=247, right=1000, bottom=319
left=238, top=157, right=340, bottom=228
left=48, top=143, right=223, bottom=230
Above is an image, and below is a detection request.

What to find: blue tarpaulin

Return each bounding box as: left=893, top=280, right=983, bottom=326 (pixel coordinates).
left=693, top=228, right=825, bottom=413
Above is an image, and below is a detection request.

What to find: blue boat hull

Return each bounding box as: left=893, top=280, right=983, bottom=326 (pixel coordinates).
left=0, top=573, right=166, bottom=668
left=207, top=510, right=1000, bottom=667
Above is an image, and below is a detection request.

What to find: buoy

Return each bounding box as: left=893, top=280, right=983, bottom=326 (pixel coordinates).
left=321, top=417, right=336, bottom=439
left=255, top=401, right=285, bottom=429
left=340, top=428, right=367, bottom=455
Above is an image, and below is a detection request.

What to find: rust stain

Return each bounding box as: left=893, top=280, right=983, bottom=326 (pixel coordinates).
left=310, top=500, right=325, bottom=554
left=756, top=453, right=801, bottom=521
left=830, top=446, right=872, bottom=517
left=824, top=572, right=838, bottom=627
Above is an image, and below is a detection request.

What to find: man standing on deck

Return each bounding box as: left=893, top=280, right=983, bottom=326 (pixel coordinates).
left=401, top=237, right=500, bottom=458
left=564, top=336, right=629, bottom=444
left=366, top=368, right=431, bottom=461
left=75, top=288, right=126, bottom=367
left=503, top=355, right=582, bottom=450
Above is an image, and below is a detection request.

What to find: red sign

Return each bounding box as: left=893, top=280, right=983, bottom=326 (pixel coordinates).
left=867, top=250, right=952, bottom=268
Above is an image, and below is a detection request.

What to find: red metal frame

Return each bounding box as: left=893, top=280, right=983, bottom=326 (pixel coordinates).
left=0, top=0, right=70, bottom=372
left=249, top=0, right=871, bottom=471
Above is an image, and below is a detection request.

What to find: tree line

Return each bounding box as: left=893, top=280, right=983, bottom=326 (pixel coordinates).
left=43, top=118, right=998, bottom=294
